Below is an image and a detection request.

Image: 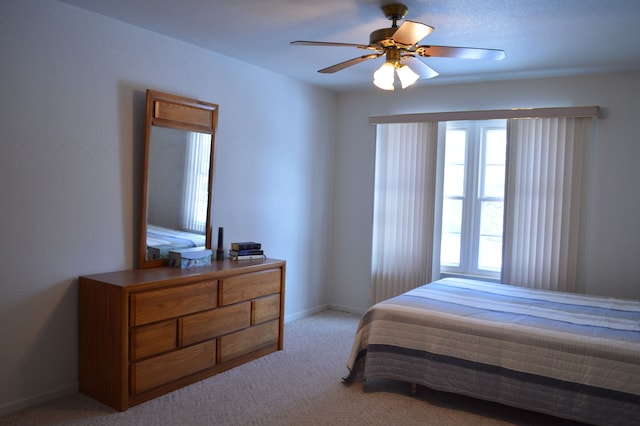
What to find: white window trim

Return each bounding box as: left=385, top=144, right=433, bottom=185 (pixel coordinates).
left=438, top=120, right=506, bottom=280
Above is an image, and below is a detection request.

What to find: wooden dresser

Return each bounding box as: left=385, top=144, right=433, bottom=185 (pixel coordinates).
left=78, top=258, right=285, bottom=411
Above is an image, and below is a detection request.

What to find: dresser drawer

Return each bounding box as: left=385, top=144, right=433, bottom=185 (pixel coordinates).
left=220, top=320, right=279, bottom=363
left=130, top=340, right=215, bottom=395
left=220, top=269, right=280, bottom=306
left=179, top=302, right=251, bottom=347
left=130, top=280, right=218, bottom=326
left=252, top=294, right=280, bottom=325
left=130, top=320, right=177, bottom=361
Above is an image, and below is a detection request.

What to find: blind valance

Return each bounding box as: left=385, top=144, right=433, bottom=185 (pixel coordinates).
left=369, top=106, right=601, bottom=124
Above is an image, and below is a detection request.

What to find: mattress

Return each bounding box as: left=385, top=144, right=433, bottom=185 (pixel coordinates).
left=146, top=224, right=206, bottom=259
left=345, top=277, right=640, bottom=425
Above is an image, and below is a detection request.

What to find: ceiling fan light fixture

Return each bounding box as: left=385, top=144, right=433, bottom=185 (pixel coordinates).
left=396, top=63, right=419, bottom=88
left=373, top=62, right=396, bottom=90
left=373, top=60, right=419, bottom=90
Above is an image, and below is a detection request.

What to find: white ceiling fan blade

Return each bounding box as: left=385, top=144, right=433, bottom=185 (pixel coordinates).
left=415, top=45, right=506, bottom=60
left=392, top=20, right=434, bottom=46
left=402, top=56, right=439, bottom=79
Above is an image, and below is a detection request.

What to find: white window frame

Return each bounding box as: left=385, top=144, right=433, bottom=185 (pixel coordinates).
left=438, top=119, right=506, bottom=280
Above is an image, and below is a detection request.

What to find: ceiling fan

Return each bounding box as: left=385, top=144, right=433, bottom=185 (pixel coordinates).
left=291, top=3, right=505, bottom=90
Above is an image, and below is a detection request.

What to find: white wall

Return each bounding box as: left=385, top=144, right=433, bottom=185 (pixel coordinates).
left=330, top=72, right=640, bottom=313
left=2, top=0, right=639, bottom=418
left=0, top=0, right=336, bottom=415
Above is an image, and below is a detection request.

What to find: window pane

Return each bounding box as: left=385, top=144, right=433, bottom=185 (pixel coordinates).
left=442, top=199, right=462, bottom=233
left=479, top=200, right=503, bottom=272
left=441, top=233, right=461, bottom=266
left=443, top=165, right=465, bottom=196
left=480, top=201, right=503, bottom=236
left=441, top=199, right=462, bottom=266
left=483, top=165, right=505, bottom=197
left=482, top=129, right=506, bottom=198
left=445, top=130, right=466, bottom=163
left=485, top=129, right=506, bottom=164
left=478, top=236, right=502, bottom=271
left=443, top=130, right=466, bottom=196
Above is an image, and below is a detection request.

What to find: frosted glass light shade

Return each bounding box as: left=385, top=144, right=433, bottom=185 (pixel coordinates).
left=396, top=64, right=420, bottom=89
left=373, top=62, right=395, bottom=91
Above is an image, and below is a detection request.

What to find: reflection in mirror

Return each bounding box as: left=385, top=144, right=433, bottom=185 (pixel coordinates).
left=139, top=90, right=218, bottom=268
left=146, top=127, right=211, bottom=260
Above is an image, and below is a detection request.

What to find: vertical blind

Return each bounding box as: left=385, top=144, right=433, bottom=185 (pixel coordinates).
left=180, top=132, right=211, bottom=234
left=502, top=117, right=592, bottom=292
left=371, top=122, right=439, bottom=303
left=371, top=109, right=597, bottom=303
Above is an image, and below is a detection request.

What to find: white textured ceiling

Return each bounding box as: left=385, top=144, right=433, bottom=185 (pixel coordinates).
left=58, top=0, right=640, bottom=91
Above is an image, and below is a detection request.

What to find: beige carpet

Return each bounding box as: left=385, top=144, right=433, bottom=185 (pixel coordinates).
left=1, top=310, right=584, bottom=425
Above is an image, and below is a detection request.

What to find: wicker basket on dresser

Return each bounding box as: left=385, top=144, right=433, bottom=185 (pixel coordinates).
left=78, top=258, right=285, bottom=411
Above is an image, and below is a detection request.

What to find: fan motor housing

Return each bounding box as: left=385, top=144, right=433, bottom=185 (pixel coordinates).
left=370, top=28, right=398, bottom=47
left=371, top=3, right=408, bottom=47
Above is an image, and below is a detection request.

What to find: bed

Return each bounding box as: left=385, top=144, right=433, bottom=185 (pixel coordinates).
left=344, top=277, right=640, bottom=425
left=146, top=224, right=206, bottom=259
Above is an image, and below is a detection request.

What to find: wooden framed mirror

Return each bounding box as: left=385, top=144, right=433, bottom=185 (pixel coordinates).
left=138, top=90, right=218, bottom=268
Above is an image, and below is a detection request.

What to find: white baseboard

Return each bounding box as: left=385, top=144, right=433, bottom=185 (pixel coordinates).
left=0, top=383, right=77, bottom=417
left=327, top=303, right=367, bottom=316
left=284, top=304, right=328, bottom=323
left=284, top=303, right=366, bottom=324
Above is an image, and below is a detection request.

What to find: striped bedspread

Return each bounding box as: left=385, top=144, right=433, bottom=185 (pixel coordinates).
left=345, top=278, right=640, bottom=425
left=146, top=224, right=206, bottom=259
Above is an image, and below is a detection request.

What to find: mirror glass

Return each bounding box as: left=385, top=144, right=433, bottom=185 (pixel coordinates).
left=146, top=127, right=210, bottom=259
left=139, top=90, right=218, bottom=268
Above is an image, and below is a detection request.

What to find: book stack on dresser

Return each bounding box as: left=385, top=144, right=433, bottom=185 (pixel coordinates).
left=228, top=241, right=266, bottom=261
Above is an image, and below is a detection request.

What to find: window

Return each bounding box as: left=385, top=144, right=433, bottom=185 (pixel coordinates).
left=371, top=109, right=595, bottom=300
left=440, top=120, right=507, bottom=279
